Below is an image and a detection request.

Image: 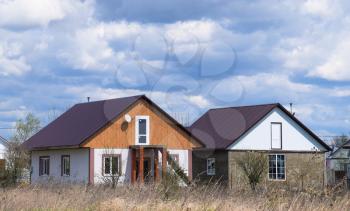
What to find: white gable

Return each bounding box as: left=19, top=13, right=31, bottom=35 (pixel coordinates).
left=0, top=142, right=5, bottom=159
left=227, top=108, right=326, bottom=151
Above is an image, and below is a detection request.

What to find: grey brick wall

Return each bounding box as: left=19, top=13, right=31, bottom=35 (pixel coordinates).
left=192, top=150, right=228, bottom=185
left=228, top=151, right=325, bottom=190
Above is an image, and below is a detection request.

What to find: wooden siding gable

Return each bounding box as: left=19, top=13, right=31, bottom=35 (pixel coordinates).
left=82, top=99, right=202, bottom=149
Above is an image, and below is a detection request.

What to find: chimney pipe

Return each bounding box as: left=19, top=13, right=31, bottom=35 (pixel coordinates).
left=289, top=103, right=295, bottom=116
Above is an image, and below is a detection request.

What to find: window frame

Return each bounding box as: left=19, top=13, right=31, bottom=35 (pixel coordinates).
left=271, top=122, right=282, bottom=149
left=39, top=156, right=50, bottom=176
left=61, top=155, right=70, bottom=177
left=207, top=158, right=216, bottom=176
left=102, top=154, right=122, bottom=177
left=268, top=154, right=286, bottom=181
left=135, top=116, right=150, bottom=145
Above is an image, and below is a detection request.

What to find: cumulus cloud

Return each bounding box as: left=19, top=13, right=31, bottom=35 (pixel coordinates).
left=302, top=0, right=342, bottom=18
left=0, top=0, right=79, bottom=28
left=1, top=0, right=350, bottom=138
left=0, top=42, right=31, bottom=76
left=309, top=38, right=350, bottom=80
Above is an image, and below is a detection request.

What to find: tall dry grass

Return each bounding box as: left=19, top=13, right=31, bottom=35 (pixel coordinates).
left=0, top=182, right=350, bottom=211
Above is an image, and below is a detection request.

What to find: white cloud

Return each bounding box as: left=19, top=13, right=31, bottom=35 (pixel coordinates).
left=0, top=0, right=74, bottom=28
left=309, top=38, right=350, bottom=80
left=0, top=56, right=31, bottom=76
left=302, top=0, right=342, bottom=18
left=187, top=95, right=210, bottom=108
left=0, top=42, right=31, bottom=76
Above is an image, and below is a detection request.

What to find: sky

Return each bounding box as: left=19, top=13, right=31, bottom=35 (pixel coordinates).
left=0, top=0, right=350, bottom=140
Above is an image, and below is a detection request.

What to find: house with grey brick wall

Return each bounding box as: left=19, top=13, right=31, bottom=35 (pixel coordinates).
left=189, top=103, right=331, bottom=189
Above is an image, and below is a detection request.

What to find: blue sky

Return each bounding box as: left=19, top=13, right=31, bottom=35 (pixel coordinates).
left=0, top=0, right=350, bottom=139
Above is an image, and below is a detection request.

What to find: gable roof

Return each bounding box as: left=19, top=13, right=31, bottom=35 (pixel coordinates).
left=24, top=95, right=142, bottom=150
left=342, top=139, right=350, bottom=149
left=0, top=135, right=8, bottom=147
left=24, top=95, right=203, bottom=150
left=189, top=103, right=331, bottom=151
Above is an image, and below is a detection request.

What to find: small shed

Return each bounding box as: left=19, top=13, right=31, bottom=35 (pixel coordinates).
left=326, top=140, right=350, bottom=186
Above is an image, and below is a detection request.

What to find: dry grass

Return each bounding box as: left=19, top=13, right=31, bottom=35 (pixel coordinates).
left=0, top=183, right=350, bottom=211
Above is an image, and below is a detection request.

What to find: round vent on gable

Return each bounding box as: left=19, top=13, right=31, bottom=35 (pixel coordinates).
left=124, top=114, right=132, bottom=123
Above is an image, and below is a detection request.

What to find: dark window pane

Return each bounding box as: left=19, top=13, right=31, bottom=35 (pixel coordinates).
left=45, top=159, right=50, bottom=175
left=39, top=159, right=43, bottom=175
left=139, top=135, right=146, bottom=143
left=268, top=155, right=286, bottom=180
left=66, top=158, right=70, bottom=175
left=104, top=157, right=111, bottom=174
left=63, top=156, right=70, bottom=176
left=112, top=157, right=119, bottom=175
left=270, top=173, right=276, bottom=179
left=139, top=119, right=146, bottom=135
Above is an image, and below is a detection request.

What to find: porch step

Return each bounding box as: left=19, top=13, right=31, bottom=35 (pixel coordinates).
left=165, top=151, right=191, bottom=185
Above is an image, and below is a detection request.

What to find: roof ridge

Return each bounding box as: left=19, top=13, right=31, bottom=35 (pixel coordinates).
left=0, top=135, right=8, bottom=146
left=208, top=103, right=279, bottom=111
left=75, top=95, right=145, bottom=105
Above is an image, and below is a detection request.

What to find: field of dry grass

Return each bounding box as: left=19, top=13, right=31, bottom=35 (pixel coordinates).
left=0, top=183, right=350, bottom=211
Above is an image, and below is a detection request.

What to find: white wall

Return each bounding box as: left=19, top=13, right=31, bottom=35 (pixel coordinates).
left=228, top=108, right=326, bottom=151
left=31, top=148, right=89, bottom=183
left=93, top=148, right=190, bottom=184
left=168, top=149, right=189, bottom=175
left=0, top=143, right=5, bottom=159
left=93, top=148, right=130, bottom=184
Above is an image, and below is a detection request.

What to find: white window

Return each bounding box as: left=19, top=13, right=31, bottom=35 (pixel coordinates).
left=39, top=156, right=50, bottom=176
left=207, top=158, right=215, bottom=176
left=135, top=116, right=150, bottom=145
left=61, top=155, right=70, bottom=176
left=271, top=122, right=282, bottom=149
left=268, top=154, right=285, bottom=180
left=103, top=155, right=121, bottom=176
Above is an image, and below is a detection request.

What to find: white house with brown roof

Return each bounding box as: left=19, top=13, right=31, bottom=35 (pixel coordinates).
left=189, top=103, right=330, bottom=189
left=0, top=136, right=7, bottom=160
left=24, top=95, right=203, bottom=184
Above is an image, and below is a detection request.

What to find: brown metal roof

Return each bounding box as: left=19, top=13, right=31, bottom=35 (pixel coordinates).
left=23, top=95, right=143, bottom=150
left=23, top=95, right=204, bottom=150
left=189, top=103, right=331, bottom=151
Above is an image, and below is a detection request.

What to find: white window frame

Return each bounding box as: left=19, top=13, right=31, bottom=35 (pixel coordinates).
left=61, top=155, right=70, bottom=177
left=268, top=154, right=286, bottom=181
left=207, top=158, right=216, bottom=176
left=103, top=155, right=121, bottom=176
left=135, top=116, right=150, bottom=145
left=271, top=122, right=282, bottom=149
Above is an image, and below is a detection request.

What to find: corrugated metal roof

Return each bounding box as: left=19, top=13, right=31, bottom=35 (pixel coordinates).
left=189, top=104, right=277, bottom=149
left=189, top=103, right=331, bottom=151
left=23, top=95, right=205, bottom=150
left=23, top=95, right=143, bottom=150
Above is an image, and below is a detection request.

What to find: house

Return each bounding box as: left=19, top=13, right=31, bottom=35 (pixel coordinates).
left=23, top=95, right=203, bottom=184
left=189, top=103, right=331, bottom=189
left=0, top=135, right=6, bottom=159
left=326, top=140, right=350, bottom=185
left=0, top=135, right=7, bottom=175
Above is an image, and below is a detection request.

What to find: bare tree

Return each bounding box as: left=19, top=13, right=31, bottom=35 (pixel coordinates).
left=235, top=151, right=268, bottom=191
left=98, top=142, right=123, bottom=188
left=4, top=113, right=40, bottom=184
